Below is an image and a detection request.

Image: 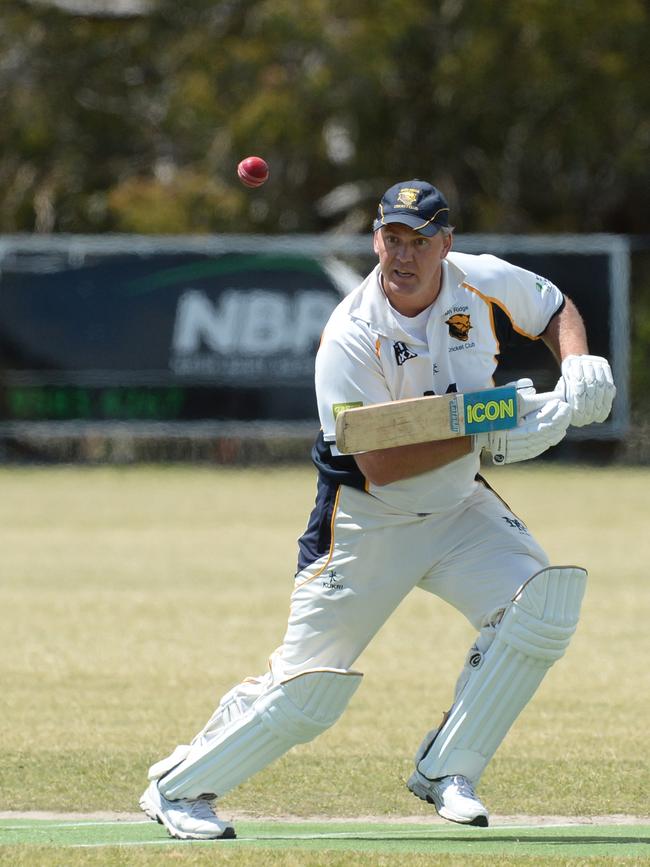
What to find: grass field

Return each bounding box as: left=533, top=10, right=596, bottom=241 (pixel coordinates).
left=1, top=462, right=649, bottom=864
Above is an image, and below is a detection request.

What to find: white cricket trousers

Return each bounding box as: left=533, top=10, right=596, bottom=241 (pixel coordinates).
left=273, top=479, right=548, bottom=680
left=154, top=478, right=551, bottom=800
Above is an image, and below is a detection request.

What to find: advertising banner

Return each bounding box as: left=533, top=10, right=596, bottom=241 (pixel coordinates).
left=0, top=234, right=629, bottom=440
left=0, top=251, right=349, bottom=422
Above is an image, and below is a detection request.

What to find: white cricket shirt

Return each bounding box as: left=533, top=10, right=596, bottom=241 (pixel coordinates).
left=315, top=251, right=564, bottom=514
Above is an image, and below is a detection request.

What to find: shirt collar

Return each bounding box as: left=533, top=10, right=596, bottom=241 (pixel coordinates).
left=349, top=257, right=467, bottom=340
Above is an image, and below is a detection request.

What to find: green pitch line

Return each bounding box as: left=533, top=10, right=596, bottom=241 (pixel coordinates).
left=1, top=818, right=650, bottom=858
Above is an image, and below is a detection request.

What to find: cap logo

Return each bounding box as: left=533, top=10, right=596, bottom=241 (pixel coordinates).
left=395, top=187, right=420, bottom=210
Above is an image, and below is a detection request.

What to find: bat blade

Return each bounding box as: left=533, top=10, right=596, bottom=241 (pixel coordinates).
left=335, top=385, right=520, bottom=454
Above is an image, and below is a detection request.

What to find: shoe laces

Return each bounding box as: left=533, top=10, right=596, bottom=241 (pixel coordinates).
left=449, top=775, right=478, bottom=799
left=181, top=796, right=219, bottom=821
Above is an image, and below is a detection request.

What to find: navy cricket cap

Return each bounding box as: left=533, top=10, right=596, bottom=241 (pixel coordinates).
left=373, top=180, right=450, bottom=237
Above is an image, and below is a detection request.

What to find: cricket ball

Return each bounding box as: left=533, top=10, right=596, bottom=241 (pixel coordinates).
left=237, top=156, right=269, bottom=188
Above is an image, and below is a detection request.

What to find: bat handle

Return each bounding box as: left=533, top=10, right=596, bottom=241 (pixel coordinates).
left=518, top=382, right=566, bottom=415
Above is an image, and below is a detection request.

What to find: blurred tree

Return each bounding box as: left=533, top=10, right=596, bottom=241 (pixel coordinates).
left=0, top=0, right=648, bottom=234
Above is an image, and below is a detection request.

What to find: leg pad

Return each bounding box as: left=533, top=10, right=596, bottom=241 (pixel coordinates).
left=158, top=668, right=362, bottom=800
left=416, top=566, right=587, bottom=782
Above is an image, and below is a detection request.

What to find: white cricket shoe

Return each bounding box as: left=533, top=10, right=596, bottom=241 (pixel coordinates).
left=407, top=771, right=489, bottom=827
left=139, top=780, right=236, bottom=840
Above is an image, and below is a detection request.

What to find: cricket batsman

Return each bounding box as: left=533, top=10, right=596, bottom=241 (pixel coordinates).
left=140, top=179, right=616, bottom=838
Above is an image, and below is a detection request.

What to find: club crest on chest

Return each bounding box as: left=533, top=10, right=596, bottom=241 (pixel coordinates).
left=445, top=313, right=472, bottom=341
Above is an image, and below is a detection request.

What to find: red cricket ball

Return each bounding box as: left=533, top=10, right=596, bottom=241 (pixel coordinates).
left=237, top=156, right=270, bottom=188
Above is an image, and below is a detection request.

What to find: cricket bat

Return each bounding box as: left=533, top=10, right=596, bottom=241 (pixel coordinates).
left=334, top=384, right=561, bottom=454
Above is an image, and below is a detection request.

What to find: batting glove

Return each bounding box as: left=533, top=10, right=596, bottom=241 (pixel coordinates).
left=475, top=396, right=571, bottom=465
left=556, top=355, right=616, bottom=427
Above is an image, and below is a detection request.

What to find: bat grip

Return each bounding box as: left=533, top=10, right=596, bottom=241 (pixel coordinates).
left=518, top=382, right=566, bottom=416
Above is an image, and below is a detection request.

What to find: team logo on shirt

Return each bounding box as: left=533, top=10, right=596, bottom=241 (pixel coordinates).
left=535, top=275, right=555, bottom=296
left=445, top=313, right=472, bottom=341
left=393, top=341, right=418, bottom=366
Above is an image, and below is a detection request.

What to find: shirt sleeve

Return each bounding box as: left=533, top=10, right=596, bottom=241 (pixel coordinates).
left=315, top=324, right=390, bottom=445
left=471, top=255, right=564, bottom=338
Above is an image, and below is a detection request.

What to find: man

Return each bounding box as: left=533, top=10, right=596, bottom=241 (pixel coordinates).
left=140, top=179, right=616, bottom=838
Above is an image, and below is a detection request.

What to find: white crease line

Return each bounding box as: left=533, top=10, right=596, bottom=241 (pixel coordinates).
left=2, top=820, right=150, bottom=830
left=66, top=824, right=641, bottom=848
left=9, top=820, right=649, bottom=849
left=72, top=840, right=193, bottom=848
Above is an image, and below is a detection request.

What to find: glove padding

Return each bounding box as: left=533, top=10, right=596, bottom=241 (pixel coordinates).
left=476, top=396, right=571, bottom=465
left=556, top=355, right=616, bottom=426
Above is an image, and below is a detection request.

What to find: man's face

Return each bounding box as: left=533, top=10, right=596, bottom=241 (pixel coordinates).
left=373, top=222, right=452, bottom=316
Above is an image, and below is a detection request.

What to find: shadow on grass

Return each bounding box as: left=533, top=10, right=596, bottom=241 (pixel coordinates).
left=236, top=830, right=650, bottom=846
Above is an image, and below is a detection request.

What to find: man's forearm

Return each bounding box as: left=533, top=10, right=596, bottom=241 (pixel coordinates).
left=353, top=436, right=473, bottom=487
left=541, top=295, right=589, bottom=363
